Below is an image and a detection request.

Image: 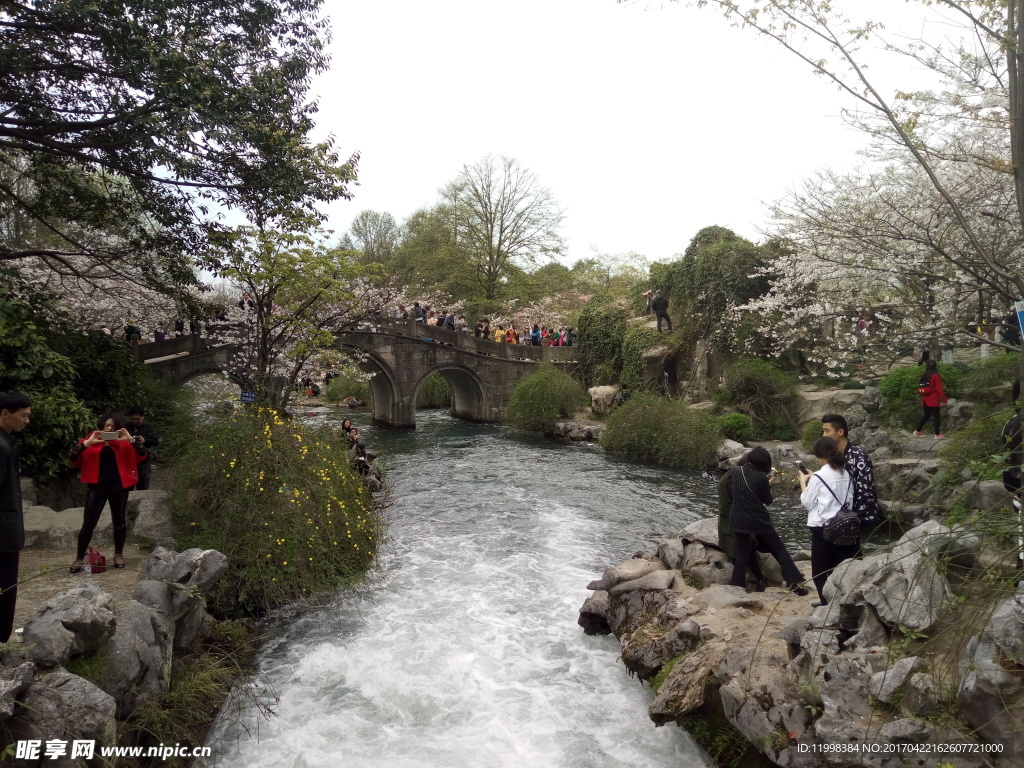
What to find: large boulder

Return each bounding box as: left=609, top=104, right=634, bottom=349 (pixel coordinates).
left=22, top=584, right=116, bottom=668
left=794, top=387, right=866, bottom=427
left=957, top=585, right=1024, bottom=758
left=7, top=669, right=117, bottom=752
left=588, top=386, right=617, bottom=416
left=131, top=489, right=176, bottom=549
left=137, top=548, right=226, bottom=651
left=101, top=599, right=174, bottom=717
left=961, top=480, right=1015, bottom=514
left=869, top=656, right=926, bottom=704
left=21, top=505, right=91, bottom=550
left=824, top=523, right=951, bottom=633
left=578, top=591, right=610, bottom=635
left=0, top=661, right=34, bottom=721
left=143, top=547, right=229, bottom=594
left=586, top=554, right=666, bottom=591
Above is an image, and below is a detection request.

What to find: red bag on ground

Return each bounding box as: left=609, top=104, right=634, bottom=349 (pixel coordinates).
left=85, top=547, right=106, bottom=574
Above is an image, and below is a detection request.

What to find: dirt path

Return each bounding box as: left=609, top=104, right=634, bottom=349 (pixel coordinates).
left=12, top=546, right=145, bottom=636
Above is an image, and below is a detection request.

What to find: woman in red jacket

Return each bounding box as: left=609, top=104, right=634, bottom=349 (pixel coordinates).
left=68, top=413, right=147, bottom=572
left=913, top=359, right=948, bottom=439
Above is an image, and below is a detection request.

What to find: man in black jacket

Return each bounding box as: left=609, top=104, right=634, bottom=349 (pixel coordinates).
left=0, top=392, right=31, bottom=643
left=127, top=406, right=160, bottom=490
left=651, top=291, right=672, bottom=333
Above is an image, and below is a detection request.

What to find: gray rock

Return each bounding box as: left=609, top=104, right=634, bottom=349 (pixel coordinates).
left=133, top=570, right=211, bottom=652
left=678, top=517, right=721, bottom=548
left=877, top=717, right=933, bottom=744
left=901, top=672, right=941, bottom=718
left=795, top=387, right=865, bottom=427
left=844, top=603, right=890, bottom=651
left=893, top=520, right=982, bottom=569
left=824, top=525, right=951, bottom=633
left=143, top=546, right=229, bottom=594
left=587, top=556, right=667, bottom=591
left=962, top=480, right=1015, bottom=514
left=588, top=385, right=617, bottom=416
left=656, top=538, right=686, bottom=570
left=8, top=669, right=116, bottom=748
left=844, top=403, right=868, bottom=429
left=578, top=591, right=610, bottom=635
left=0, top=661, right=33, bottom=721
left=716, top=439, right=747, bottom=468
left=608, top=569, right=678, bottom=597
left=131, top=489, right=176, bottom=549
left=869, top=656, right=925, bottom=703
left=957, top=588, right=1024, bottom=757
left=21, top=505, right=93, bottom=550
left=23, top=584, right=116, bottom=668
left=101, top=599, right=174, bottom=716
left=19, top=476, right=36, bottom=505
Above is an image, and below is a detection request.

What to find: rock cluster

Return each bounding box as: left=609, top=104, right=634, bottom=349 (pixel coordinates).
left=580, top=519, right=1020, bottom=767
left=0, top=546, right=233, bottom=760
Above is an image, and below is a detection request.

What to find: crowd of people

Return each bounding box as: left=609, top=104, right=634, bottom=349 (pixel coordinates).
left=390, top=303, right=577, bottom=347
left=339, top=418, right=382, bottom=493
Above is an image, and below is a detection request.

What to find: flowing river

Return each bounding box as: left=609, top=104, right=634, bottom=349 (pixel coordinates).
left=206, top=409, right=813, bottom=767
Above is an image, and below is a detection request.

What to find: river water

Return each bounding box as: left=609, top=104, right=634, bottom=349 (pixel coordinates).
left=206, top=409, right=813, bottom=767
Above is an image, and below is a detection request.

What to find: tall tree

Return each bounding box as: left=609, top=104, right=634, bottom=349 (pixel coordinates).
left=347, top=210, right=402, bottom=266
left=1, top=0, right=357, bottom=287
left=442, top=155, right=564, bottom=308
left=213, top=221, right=388, bottom=409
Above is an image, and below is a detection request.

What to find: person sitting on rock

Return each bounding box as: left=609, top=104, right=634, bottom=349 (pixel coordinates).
left=821, top=413, right=880, bottom=532
left=728, top=447, right=809, bottom=595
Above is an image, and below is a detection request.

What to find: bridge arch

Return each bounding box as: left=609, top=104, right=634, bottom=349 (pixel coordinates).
left=413, top=364, right=487, bottom=423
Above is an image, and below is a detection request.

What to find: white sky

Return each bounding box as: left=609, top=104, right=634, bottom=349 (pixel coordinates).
left=310, top=0, right=944, bottom=265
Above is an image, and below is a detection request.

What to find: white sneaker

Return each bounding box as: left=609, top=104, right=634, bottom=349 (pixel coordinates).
left=913, top=431, right=924, bottom=437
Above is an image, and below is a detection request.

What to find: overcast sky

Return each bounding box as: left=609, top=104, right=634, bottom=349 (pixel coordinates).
left=310, top=0, right=935, bottom=265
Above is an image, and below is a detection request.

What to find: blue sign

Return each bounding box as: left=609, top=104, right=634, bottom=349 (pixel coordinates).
left=1016, top=301, right=1024, bottom=338
left=240, top=390, right=257, bottom=404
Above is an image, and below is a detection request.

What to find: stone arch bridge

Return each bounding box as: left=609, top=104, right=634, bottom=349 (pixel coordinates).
left=139, top=318, right=578, bottom=428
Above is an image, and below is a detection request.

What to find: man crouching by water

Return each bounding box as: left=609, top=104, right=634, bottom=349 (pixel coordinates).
left=821, top=413, right=880, bottom=539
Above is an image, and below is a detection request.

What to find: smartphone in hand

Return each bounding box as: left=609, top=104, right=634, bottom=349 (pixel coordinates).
left=101, top=432, right=119, bottom=441
left=795, top=461, right=810, bottom=475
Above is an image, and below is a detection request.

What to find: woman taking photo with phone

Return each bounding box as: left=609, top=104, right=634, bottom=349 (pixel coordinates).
left=799, top=436, right=859, bottom=605
left=729, top=447, right=809, bottom=595
left=68, top=413, right=147, bottom=573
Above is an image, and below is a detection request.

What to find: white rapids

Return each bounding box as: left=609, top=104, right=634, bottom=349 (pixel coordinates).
left=205, top=412, right=713, bottom=768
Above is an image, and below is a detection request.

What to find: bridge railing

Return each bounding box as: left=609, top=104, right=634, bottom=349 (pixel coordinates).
left=352, top=317, right=578, bottom=362
left=134, top=334, right=207, bottom=363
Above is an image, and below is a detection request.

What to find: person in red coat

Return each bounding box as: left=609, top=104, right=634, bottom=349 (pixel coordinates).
left=913, top=359, right=948, bottom=439
left=68, top=413, right=147, bottom=572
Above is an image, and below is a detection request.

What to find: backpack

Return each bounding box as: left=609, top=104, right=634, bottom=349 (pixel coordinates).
left=917, top=374, right=933, bottom=395
left=815, top=475, right=860, bottom=546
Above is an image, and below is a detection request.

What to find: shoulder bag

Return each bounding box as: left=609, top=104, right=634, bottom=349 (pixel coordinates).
left=814, top=474, right=860, bottom=546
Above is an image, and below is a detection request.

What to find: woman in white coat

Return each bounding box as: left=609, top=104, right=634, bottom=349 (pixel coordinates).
left=798, top=436, right=860, bottom=606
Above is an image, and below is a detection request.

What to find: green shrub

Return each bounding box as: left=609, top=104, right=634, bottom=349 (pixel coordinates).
left=135, top=373, right=196, bottom=465
left=416, top=372, right=451, bottom=408
left=719, top=413, right=757, bottom=443
left=620, top=326, right=666, bottom=393
left=937, top=408, right=1015, bottom=483
left=172, top=407, right=382, bottom=617
left=324, top=369, right=371, bottom=404
left=576, top=296, right=627, bottom=387
left=962, top=353, right=1020, bottom=401
left=506, top=363, right=586, bottom=431
left=878, top=363, right=964, bottom=429
left=600, top=395, right=723, bottom=469
left=591, top=362, right=619, bottom=387
left=716, top=358, right=797, bottom=438
left=801, top=420, right=823, bottom=450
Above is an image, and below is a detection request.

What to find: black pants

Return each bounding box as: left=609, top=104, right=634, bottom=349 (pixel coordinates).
left=77, top=483, right=129, bottom=560
left=809, top=526, right=860, bottom=602
left=0, top=551, right=18, bottom=643
left=730, top=529, right=803, bottom=587
left=916, top=405, right=941, bottom=434
left=655, top=311, right=672, bottom=332
left=134, top=461, right=152, bottom=491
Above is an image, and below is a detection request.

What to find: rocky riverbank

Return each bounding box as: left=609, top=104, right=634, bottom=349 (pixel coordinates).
left=1, top=487, right=257, bottom=764
left=579, top=515, right=1023, bottom=767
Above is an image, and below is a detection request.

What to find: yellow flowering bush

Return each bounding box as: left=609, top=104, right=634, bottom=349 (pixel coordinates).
left=172, top=406, right=382, bottom=617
